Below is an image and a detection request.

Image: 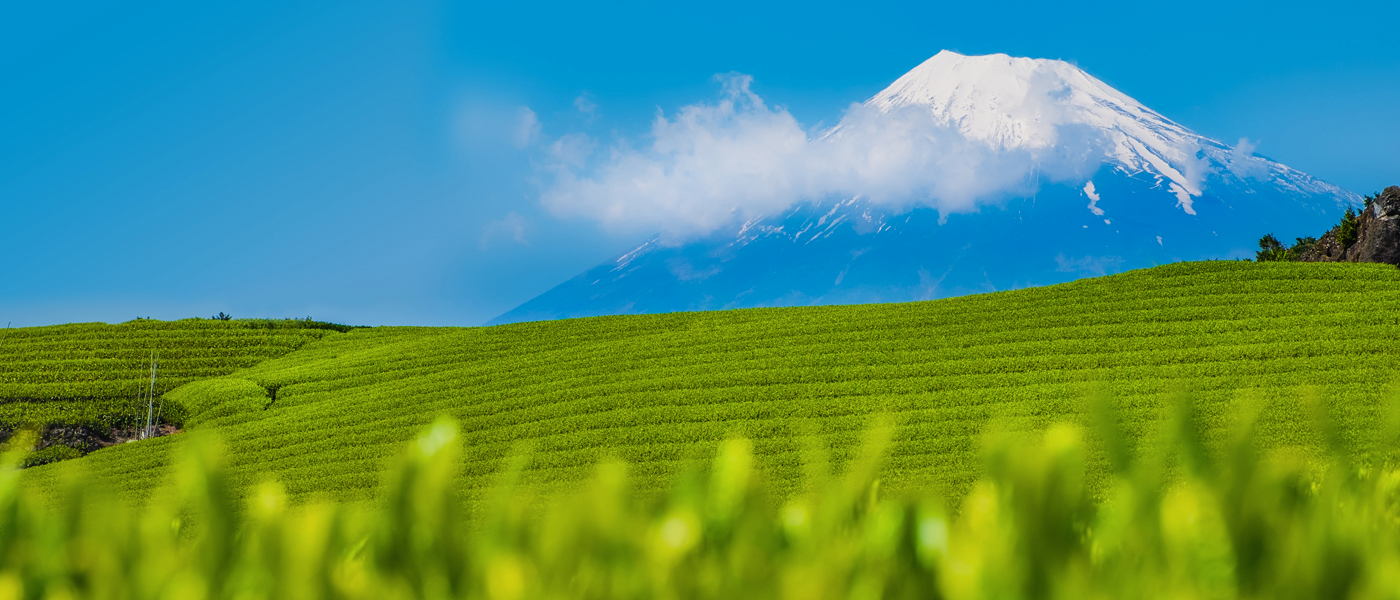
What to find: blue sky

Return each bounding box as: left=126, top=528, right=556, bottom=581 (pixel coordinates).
left=2, top=0, right=1397, bottom=327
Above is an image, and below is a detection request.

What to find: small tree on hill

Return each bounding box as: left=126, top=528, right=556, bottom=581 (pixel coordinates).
left=1292, top=236, right=1318, bottom=256
left=1256, top=233, right=1295, bottom=262
left=1338, top=207, right=1360, bottom=251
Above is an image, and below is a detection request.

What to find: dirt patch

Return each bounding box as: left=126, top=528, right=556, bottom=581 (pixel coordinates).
left=0, top=423, right=183, bottom=466
left=104, top=424, right=182, bottom=447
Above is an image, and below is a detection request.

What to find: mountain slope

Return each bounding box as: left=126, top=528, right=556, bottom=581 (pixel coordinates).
left=491, top=51, right=1357, bottom=325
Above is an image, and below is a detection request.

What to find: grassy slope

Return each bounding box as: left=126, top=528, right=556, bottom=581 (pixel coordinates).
left=23, top=262, right=1400, bottom=506
left=0, top=320, right=340, bottom=431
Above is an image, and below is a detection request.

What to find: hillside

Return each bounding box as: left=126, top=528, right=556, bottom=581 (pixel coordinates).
left=22, top=261, right=1400, bottom=506
left=0, top=319, right=345, bottom=464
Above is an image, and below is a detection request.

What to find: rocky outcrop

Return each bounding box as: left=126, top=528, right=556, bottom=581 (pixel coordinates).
left=0, top=423, right=180, bottom=468
left=1351, top=186, right=1400, bottom=264
left=1298, top=186, right=1400, bottom=266
left=1300, top=227, right=1347, bottom=262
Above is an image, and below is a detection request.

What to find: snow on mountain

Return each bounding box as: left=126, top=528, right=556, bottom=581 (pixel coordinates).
left=863, top=51, right=1348, bottom=210
left=489, top=52, right=1360, bottom=326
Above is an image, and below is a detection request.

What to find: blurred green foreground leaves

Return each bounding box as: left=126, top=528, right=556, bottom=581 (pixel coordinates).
left=3, top=392, right=1400, bottom=600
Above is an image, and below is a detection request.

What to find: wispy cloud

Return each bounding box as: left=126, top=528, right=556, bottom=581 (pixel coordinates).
left=1054, top=253, right=1124, bottom=277
left=1228, top=137, right=1268, bottom=180
left=513, top=107, right=541, bottom=149
left=538, top=74, right=1104, bottom=240
left=1084, top=181, right=1104, bottom=216
left=548, top=133, right=595, bottom=169
left=574, top=95, right=598, bottom=120
left=480, top=212, right=531, bottom=248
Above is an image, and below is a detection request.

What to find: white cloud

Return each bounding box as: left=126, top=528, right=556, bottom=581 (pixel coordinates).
left=1084, top=181, right=1104, bottom=216
left=513, top=107, right=541, bottom=149
left=574, top=95, right=598, bottom=118
left=480, top=212, right=531, bottom=248
left=540, top=75, right=808, bottom=238
left=1181, top=145, right=1212, bottom=195
left=548, top=133, right=595, bottom=169
left=1232, top=137, right=1256, bottom=157
left=454, top=100, right=529, bottom=149
left=1054, top=253, right=1124, bottom=277
left=1228, top=137, right=1268, bottom=180
left=538, top=74, right=1104, bottom=240
left=666, top=257, right=721, bottom=281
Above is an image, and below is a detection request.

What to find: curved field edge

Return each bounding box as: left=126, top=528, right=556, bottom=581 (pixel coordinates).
left=0, top=319, right=350, bottom=466
left=22, top=261, right=1400, bottom=508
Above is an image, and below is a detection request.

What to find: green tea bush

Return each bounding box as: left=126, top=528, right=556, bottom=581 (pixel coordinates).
left=168, top=378, right=273, bottom=429
left=19, top=444, right=82, bottom=468
left=5, top=388, right=1400, bottom=600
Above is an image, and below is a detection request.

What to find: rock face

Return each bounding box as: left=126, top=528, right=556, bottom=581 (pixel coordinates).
left=1352, top=186, right=1400, bottom=265
left=1301, top=227, right=1348, bottom=262
left=1299, top=186, right=1400, bottom=266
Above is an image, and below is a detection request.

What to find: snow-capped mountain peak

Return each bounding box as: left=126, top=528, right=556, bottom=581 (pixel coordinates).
left=488, top=51, right=1360, bottom=326
left=867, top=50, right=1212, bottom=199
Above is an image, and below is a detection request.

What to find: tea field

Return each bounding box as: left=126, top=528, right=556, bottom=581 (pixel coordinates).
left=20, top=261, right=1400, bottom=506
left=0, top=319, right=345, bottom=447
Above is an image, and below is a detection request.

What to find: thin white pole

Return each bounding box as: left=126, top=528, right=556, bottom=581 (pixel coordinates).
left=144, top=352, right=158, bottom=440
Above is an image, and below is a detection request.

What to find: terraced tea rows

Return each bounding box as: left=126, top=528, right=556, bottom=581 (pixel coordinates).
left=0, top=319, right=343, bottom=434
left=24, top=261, right=1400, bottom=506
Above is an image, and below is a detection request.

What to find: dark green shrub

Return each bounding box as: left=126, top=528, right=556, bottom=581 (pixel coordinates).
left=1339, top=206, right=1360, bottom=251
left=232, top=317, right=366, bottom=333
left=1255, top=233, right=1295, bottom=261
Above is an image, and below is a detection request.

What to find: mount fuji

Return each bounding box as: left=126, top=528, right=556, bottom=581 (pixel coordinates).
left=490, top=51, right=1359, bottom=325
